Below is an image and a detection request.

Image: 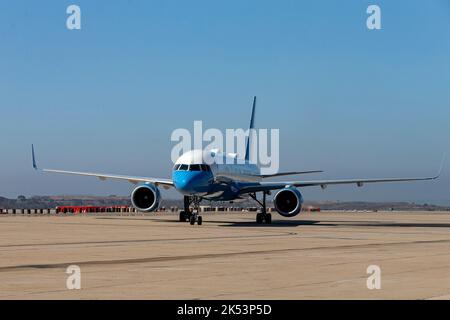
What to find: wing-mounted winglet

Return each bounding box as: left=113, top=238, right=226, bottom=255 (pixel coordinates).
left=31, top=144, right=38, bottom=170
left=435, top=153, right=446, bottom=179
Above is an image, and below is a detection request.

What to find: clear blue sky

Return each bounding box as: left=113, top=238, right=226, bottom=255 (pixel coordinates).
left=1, top=0, right=449, bottom=204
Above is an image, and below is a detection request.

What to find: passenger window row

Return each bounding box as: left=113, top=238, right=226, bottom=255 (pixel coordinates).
left=173, top=164, right=211, bottom=172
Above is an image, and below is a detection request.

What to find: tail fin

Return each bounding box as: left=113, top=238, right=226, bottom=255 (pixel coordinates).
left=245, top=96, right=257, bottom=161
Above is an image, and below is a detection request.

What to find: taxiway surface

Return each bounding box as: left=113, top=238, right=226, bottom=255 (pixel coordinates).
left=1, top=211, right=450, bottom=299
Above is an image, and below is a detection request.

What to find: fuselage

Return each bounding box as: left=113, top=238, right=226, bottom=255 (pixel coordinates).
left=172, top=150, right=261, bottom=201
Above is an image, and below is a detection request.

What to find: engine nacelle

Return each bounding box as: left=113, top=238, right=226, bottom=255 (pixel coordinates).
left=131, top=183, right=161, bottom=212
left=274, top=187, right=303, bottom=217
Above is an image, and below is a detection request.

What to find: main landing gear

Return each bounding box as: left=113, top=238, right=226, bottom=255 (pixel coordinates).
left=250, top=192, right=272, bottom=224
left=179, top=196, right=203, bottom=226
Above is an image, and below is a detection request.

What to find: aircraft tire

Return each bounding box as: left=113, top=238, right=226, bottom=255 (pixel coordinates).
left=256, top=213, right=263, bottom=224
left=197, top=216, right=203, bottom=226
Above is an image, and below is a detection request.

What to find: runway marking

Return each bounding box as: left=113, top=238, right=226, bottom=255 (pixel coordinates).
left=1, top=238, right=450, bottom=272
left=0, top=231, right=297, bottom=249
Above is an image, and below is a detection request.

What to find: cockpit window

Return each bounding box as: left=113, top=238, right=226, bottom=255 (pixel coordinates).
left=176, top=164, right=211, bottom=171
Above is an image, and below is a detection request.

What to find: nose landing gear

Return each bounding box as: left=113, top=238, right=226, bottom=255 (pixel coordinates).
left=180, top=196, right=203, bottom=226
left=189, top=213, right=203, bottom=226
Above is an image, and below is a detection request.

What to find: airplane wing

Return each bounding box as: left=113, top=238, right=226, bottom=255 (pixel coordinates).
left=31, top=145, right=174, bottom=188
left=239, top=158, right=444, bottom=194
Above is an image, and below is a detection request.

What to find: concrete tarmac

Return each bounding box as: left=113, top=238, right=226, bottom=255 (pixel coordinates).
left=1, top=211, right=450, bottom=300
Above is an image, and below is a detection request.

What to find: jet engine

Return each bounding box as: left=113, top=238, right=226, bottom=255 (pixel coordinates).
left=131, top=183, right=161, bottom=212
left=274, top=187, right=303, bottom=217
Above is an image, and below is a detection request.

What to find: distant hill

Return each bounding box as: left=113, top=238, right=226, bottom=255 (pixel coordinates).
left=1, top=195, right=449, bottom=211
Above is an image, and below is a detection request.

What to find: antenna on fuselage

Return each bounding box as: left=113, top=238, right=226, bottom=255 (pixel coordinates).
left=245, top=96, right=257, bottom=162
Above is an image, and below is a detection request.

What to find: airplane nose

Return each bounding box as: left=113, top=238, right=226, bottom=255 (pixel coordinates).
left=173, top=172, right=195, bottom=192
left=175, top=176, right=191, bottom=191
left=173, top=171, right=210, bottom=194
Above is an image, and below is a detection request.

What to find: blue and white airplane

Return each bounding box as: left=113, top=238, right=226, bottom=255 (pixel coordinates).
left=32, top=97, right=443, bottom=225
